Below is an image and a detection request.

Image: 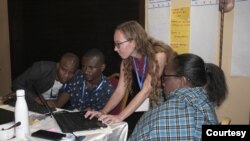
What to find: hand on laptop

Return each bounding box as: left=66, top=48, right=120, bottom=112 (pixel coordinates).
left=46, top=100, right=57, bottom=108
left=85, top=111, right=123, bottom=124
left=1, top=92, right=16, bottom=101
left=84, top=110, right=103, bottom=120
left=34, top=97, right=56, bottom=108
left=34, top=97, right=43, bottom=105
left=98, top=114, right=123, bottom=124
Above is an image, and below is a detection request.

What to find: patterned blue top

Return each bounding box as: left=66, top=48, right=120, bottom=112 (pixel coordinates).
left=128, top=87, right=218, bottom=141
left=64, top=71, right=114, bottom=111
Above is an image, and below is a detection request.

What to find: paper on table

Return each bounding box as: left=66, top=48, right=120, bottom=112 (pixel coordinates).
left=135, top=98, right=149, bottom=112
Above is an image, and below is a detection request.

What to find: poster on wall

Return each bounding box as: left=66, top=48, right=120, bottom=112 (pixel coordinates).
left=147, top=0, right=171, bottom=44
left=190, top=0, right=219, bottom=63
left=170, top=7, right=190, bottom=54
left=147, top=0, right=219, bottom=63
left=231, top=0, right=250, bottom=77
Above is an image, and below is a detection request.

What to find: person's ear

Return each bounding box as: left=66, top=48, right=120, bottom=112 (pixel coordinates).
left=101, top=64, right=105, bottom=72
left=56, top=63, right=60, bottom=69
left=181, top=76, right=189, bottom=86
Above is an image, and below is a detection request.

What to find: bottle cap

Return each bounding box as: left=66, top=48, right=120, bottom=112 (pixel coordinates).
left=16, top=90, right=25, bottom=97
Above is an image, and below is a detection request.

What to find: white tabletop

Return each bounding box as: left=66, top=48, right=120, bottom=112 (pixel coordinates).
left=0, top=105, right=128, bottom=141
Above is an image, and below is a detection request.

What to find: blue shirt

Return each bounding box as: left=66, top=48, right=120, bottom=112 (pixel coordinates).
left=128, top=87, right=218, bottom=141
left=64, top=71, right=114, bottom=111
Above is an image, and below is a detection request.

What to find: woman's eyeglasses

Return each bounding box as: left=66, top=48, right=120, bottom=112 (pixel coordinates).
left=161, top=74, right=180, bottom=82
left=114, top=39, right=132, bottom=49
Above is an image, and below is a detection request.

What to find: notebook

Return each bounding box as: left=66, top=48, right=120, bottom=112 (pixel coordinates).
left=52, top=110, right=107, bottom=133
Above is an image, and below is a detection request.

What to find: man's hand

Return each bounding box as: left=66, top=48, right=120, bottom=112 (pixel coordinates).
left=34, top=97, right=43, bottom=105
left=1, top=92, right=16, bottom=101
left=34, top=97, right=57, bottom=109
left=46, top=100, right=57, bottom=108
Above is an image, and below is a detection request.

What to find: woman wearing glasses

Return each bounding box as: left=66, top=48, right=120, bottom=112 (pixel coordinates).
left=85, top=20, right=175, bottom=135
left=128, top=53, right=228, bottom=140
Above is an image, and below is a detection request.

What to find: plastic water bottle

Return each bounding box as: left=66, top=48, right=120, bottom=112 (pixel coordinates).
left=15, top=89, right=29, bottom=139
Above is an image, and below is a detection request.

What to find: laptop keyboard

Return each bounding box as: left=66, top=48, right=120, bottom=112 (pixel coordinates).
left=4, top=98, right=55, bottom=114
left=53, top=111, right=107, bottom=133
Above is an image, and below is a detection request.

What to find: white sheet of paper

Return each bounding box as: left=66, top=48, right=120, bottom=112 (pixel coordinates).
left=135, top=98, right=149, bottom=112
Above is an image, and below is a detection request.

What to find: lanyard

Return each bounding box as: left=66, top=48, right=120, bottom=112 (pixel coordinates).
left=80, top=76, right=104, bottom=110
left=132, top=56, right=147, bottom=90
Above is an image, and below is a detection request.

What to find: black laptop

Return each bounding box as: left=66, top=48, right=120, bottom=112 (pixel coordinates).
left=4, top=98, right=55, bottom=114
left=29, top=94, right=108, bottom=133
left=0, top=108, right=14, bottom=125
left=5, top=97, right=107, bottom=133
left=52, top=110, right=107, bottom=133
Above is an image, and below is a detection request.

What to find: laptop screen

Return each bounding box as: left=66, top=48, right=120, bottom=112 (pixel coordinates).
left=0, top=108, right=14, bottom=124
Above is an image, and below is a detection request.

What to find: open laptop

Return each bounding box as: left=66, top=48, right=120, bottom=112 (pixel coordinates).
left=0, top=108, right=14, bottom=124
left=4, top=98, right=55, bottom=114
left=5, top=95, right=107, bottom=133
left=52, top=110, right=107, bottom=133
left=34, top=94, right=108, bottom=133
left=4, top=99, right=55, bottom=114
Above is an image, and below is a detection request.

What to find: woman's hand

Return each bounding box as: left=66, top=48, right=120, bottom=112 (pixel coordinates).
left=84, top=110, right=103, bottom=119
left=98, top=114, right=123, bottom=124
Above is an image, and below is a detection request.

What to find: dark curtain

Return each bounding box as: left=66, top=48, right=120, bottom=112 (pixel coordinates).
left=8, top=0, right=144, bottom=79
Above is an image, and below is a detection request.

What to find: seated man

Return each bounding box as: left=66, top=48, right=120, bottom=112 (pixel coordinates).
left=2, top=53, right=79, bottom=105
left=128, top=53, right=228, bottom=141
left=51, top=48, right=114, bottom=111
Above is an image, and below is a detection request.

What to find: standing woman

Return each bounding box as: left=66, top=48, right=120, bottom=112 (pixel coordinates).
left=85, top=21, right=175, bottom=134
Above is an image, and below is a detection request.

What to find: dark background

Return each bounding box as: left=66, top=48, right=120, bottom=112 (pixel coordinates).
left=8, top=0, right=145, bottom=79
